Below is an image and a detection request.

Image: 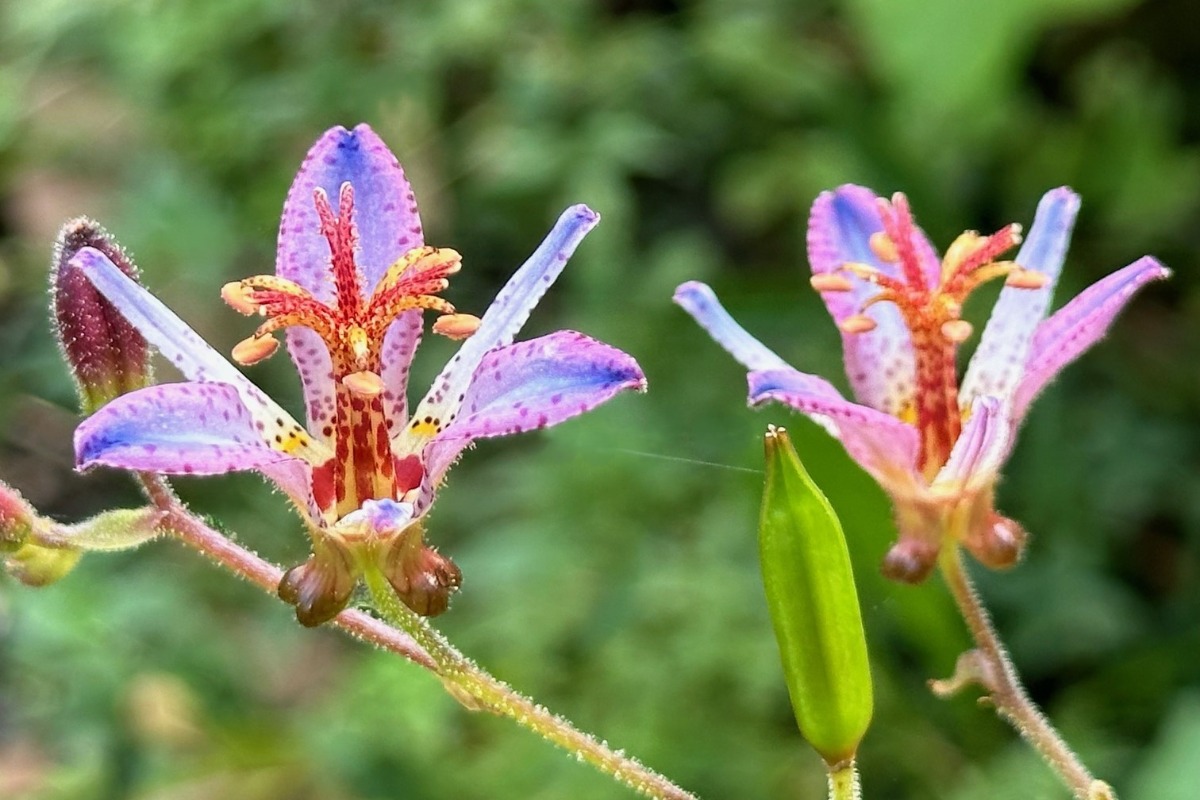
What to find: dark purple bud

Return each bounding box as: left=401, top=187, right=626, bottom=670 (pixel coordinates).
left=51, top=218, right=151, bottom=413
left=880, top=536, right=939, bottom=584
left=278, top=539, right=356, bottom=627
left=963, top=513, right=1027, bottom=571
left=382, top=526, right=461, bottom=617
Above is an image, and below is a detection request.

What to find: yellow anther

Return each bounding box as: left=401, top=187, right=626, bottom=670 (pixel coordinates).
left=840, top=314, right=878, bottom=334
left=221, top=282, right=258, bottom=315
left=1005, top=268, right=1049, bottom=289
left=842, top=262, right=882, bottom=281
left=342, top=370, right=385, bottom=397
left=941, top=319, right=973, bottom=343
left=433, top=313, right=482, bottom=340
left=810, top=273, right=854, bottom=293
left=231, top=334, right=279, bottom=366
left=941, top=232, right=983, bottom=278
left=869, top=232, right=899, bottom=263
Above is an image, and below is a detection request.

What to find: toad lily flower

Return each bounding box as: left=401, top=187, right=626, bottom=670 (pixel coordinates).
left=676, top=186, right=1168, bottom=582
left=69, top=124, right=646, bottom=624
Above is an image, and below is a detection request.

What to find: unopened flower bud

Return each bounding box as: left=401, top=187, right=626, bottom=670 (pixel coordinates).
left=881, top=536, right=940, bottom=584
left=5, top=543, right=82, bottom=587
left=278, top=540, right=356, bottom=627
left=52, top=218, right=151, bottom=413
left=0, top=481, right=35, bottom=553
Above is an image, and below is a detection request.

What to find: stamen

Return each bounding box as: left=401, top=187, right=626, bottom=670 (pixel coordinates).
left=940, top=319, right=973, bottom=343
left=221, top=282, right=259, bottom=315
left=1005, top=268, right=1048, bottom=289
left=810, top=273, right=854, bottom=293
left=433, top=313, right=481, bottom=340
left=840, top=314, right=877, bottom=334
left=232, top=334, right=279, bottom=365
left=868, top=232, right=899, bottom=263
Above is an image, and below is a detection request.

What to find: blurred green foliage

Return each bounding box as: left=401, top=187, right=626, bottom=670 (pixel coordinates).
left=0, top=0, right=1196, bottom=798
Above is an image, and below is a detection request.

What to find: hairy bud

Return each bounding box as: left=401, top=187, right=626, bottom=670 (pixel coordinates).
left=382, top=524, right=462, bottom=617
left=51, top=218, right=151, bottom=413
left=278, top=539, right=356, bottom=627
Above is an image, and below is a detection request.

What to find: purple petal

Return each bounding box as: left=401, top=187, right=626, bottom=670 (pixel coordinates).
left=748, top=368, right=921, bottom=493
left=933, top=396, right=1010, bottom=491
left=68, top=248, right=327, bottom=465
left=380, top=308, right=424, bottom=427
left=277, top=124, right=424, bottom=301
left=807, top=185, right=919, bottom=416
left=1012, top=257, right=1170, bottom=420
left=398, top=205, right=599, bottom=455
left=672, top=282, right=789, bottom=371
left=416, top=331, right=646, bottom=503
left=286, top=327, right=336, bottom=443
left=75, top=382, right=316, bottom=515
left=960, top=187, right=1080, bottom=408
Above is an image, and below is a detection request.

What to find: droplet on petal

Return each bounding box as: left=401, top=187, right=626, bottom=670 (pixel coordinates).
left=432, top=313, right=482, bottom=340
left=941, top=319, right=973, bottom=343
left=342, top=370, right=385, bottom=397
left=810, top=273, right=854, bottom=293
left=840, top=314, right=878, bottom=334
left=231, top=334, right=279, bottom=365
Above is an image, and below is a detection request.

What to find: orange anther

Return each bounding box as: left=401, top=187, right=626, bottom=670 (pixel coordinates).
left=840, top=314, right=878, bottom=334
left=940, top=319, right=973, bottom=343
left=433, top=313, right=482, bottom=340
left=1005, top=268, right=1048, bottom=289
left=231, top=334, right=279, bottom=365
left=342, top=370, right=385, bottom=397
left=810, top=273, right=854, bottom=293
left=221, top=282, right=259, bottom=315
left=869, top=232, right=899, bottom=263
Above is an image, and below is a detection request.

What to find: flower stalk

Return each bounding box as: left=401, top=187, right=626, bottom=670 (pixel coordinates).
left=826, top=760, right=861, bottom=800
left=934, top=546, right=1113, bottom=800
left=137, top=473, right=695, bottom=800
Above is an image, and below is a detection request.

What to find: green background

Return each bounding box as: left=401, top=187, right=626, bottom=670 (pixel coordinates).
left=1, top=1, right=1197, bottom=798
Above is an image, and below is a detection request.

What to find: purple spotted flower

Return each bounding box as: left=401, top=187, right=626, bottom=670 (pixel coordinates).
left=69, top=124, right=646, bottom=624
left=676, top=186, right=1168, bottom=582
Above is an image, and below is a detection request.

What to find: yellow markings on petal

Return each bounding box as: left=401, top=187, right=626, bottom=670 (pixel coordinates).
left=342, top=370, right=384, bottom=397
left=433, top=313, right=481, bottom=340
left=868, top=231, right=899, bottom=263
left=840, top=314, right=877, bottom=334
left=810, top=273, right=854, bottom=293
left=941, top=319, right=973, bottom=344
left=408, top=416, right=442, bottom=437
left=232, top=334, right=279, bottom=365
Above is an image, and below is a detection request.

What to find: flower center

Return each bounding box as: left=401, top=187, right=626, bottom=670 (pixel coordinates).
left=827, top=193, right=1045, bottom=476
left=223, top=182, right=471, bottom=519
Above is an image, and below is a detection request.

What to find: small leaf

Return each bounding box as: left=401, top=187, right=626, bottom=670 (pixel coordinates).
left=760, top=425, right=873, bottom=765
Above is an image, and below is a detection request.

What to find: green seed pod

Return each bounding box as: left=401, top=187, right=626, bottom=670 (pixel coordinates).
left=760, top=425, right=873, bottom=765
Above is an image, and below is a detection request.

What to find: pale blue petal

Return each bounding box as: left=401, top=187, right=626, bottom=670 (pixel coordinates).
left=960, top=187, right=1080, bottom=409
left=672, top=281, right=789, bottom=371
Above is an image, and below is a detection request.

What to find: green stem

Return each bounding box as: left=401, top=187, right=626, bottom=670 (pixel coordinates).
left=362, top=568, right=697, bottom=800
left=826, top=760, right=860, bottom=800
left=938, top=547, right=1105, bottom=800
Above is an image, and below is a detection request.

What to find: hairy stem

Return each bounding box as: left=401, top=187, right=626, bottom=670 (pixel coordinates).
left=826, top=760, right=861, bottom=800
left=139, top=475, right=695, bottom=800
left=362, top=567, right=698, bottom=800
left=938, top=547, right=1104, bottom=800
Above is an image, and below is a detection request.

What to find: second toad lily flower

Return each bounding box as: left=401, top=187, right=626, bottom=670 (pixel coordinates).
left=70, top=124, right=646, bottom=624
left=676, top=186, right=1168, bottom=582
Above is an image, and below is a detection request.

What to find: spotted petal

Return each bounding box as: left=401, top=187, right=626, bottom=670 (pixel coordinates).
left=380, top=309, right=424, bottom=427
left=396, top=204, right=600, bottom=455
left=932, top=396, right=1010, bottom=492
left=960, top=187, right=1080, bottom=409
left=277, top=123, right=424, bottom=301
left=748, top=368, right=921, bottom=495
left=1012, top=257, right=1170, bottom=421
left=75, top=382, right=317, bottom=518
left=807, top=185, right=921, bottom=416
left=673, top=281, right=790, bottom=371
left=415, top=331, right=646, bottom=509
left=69, top=248, right=331, bottom=466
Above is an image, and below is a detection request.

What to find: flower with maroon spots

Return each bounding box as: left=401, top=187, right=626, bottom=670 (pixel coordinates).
left=69, top=124, right=646, bottom=624
left=676, top=186, right=1167, bottom=582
